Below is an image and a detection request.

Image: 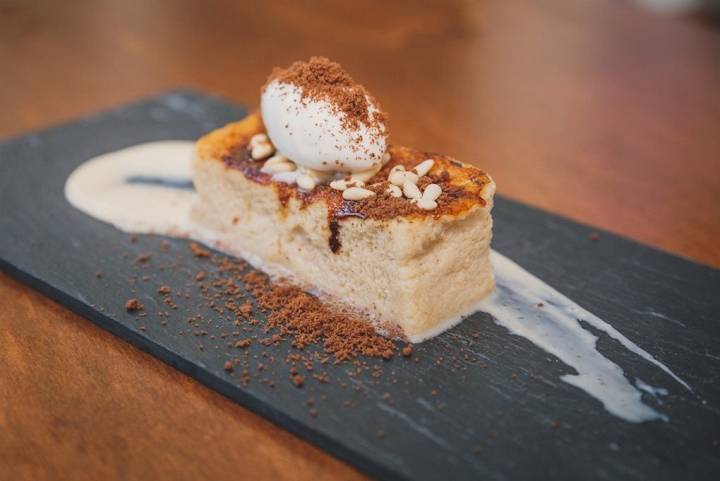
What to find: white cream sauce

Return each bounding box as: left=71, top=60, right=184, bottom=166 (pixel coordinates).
left=65, top=141, right=691, bottom=423
left=65, top=141, right=200, bottom=235
left=480, top=252, right=689, bottom=422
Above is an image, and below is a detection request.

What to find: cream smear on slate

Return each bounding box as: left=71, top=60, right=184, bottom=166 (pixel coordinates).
left=64, top=141, right=691, bottom=422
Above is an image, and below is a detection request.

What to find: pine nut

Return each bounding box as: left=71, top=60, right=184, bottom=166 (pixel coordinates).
left=303, top=168, right=332, bottom=183
left=403, top=179, right=422, bottom=200
left=413, top=159, right=434, bottom=177
left=422, top=183, right=442, bottom=201
left=330, top=179, right=349, bottom=191
left=251, top=142, right=275, bottom=160
left=297, top=174, right=316, bottom=191
left=272, top=171, right=298, bottom=184
left=331, top=179, right=365, bottom=191
left=389, top=170, right=407, bottom=186
left=261, top=160, right=295, bottom=174
left=417, top=198, right=438, bottom=210
left=343, top=187, right=376, bottom=201
left=403, top=171, right=419, bottom=184
left=264, top=154, right=288, bottom=167
left=351, top=166, right=381, bottom=183
left=386, top=184, right=402, bottom=197
left=382, top=152, right=391, bottom=164
left=250, top=133, right=269, bottom=147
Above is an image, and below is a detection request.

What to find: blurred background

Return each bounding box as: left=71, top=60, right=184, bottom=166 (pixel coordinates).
left=1, top=0, right=719, bottom=267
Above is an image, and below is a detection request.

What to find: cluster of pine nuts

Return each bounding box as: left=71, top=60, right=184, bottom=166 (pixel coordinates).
left=253, top=134, right=332, bottom=190
left=386, top=159, right=441, bottom=210
left=252, top=135, right=442, bottom=210
left=328, top=157, right=442, bottom=209
left=327, top=162, right=385, bottom=200
left=330, top=177, right=377, bottom=200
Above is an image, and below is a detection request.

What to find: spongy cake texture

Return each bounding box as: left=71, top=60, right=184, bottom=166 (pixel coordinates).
left=192, top=113, right=496, bottom=342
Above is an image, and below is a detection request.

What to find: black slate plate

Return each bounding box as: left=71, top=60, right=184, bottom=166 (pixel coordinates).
left=1, top=90, right=719, bottom=481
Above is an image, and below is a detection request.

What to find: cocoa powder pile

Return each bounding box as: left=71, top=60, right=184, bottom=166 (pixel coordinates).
left=264, top=56, right=387, bottom=133
left=188, top=248, right=400, bottom=364
left=121, top=239, right=425, bottom=405
left=118, top=239, right=502, bottom=423
left=241, top=270, right=396, bottom=362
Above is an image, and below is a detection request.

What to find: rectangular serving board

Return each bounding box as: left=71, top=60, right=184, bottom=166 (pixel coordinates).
left=1, top=91, right=719, bottom=481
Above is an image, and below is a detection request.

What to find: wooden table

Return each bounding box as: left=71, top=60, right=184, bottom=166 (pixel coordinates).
left=1, top=1, right=719, bottom=479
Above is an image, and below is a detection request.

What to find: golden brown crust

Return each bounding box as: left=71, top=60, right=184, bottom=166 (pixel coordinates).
left=196, top=111, right=266, bottom=161
left=195, top=112, right=494, bottom=222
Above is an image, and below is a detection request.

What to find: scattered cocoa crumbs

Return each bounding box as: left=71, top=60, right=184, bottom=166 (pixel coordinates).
left=312, top=372, right=329, bottom=384
left=190, top=242, right=210, bottom=258
left=240, top=268, right=397, bottom=363
left=291, top=373, right=305, bottom=388
left=309, top=407, right=319, bottom=418
left=402, top=345, right=413, bottom=357
left=589, top=232, right=600, bottom=241
left=264, top=56, right=387, bottom=134
left=121, top=238, right=446, bottom=419
left=160, top=240, right=170, bottom=251
left=95, top=271, right=103, bottom=278
left=125, top=298, right=142, bottom=312
left=239, top=302, right=253, bottom=318
left=136, top=253, right=152, bottom=263
left=376, top=430, right=385, bottom=439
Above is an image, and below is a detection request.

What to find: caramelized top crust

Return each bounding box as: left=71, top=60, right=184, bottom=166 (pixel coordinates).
left=196, top=112, right=495, bottom=222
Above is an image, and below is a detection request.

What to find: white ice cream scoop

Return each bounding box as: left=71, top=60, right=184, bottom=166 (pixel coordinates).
left=260, top=80, right=387, bottom=173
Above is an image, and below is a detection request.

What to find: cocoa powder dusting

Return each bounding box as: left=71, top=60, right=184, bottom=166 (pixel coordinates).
left=241, top=269, right=396, bottom=362
left=264, top=56, right=387, bottom=133
left=121, top=238, right=462, bottom=421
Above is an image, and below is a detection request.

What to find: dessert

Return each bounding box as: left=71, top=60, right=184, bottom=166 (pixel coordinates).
left=62, top=69, right=690, bottom=420
left=192, top=57, right=496, bottom=342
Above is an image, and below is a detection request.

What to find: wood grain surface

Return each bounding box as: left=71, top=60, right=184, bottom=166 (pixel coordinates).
left=1, top=0, right=719, bottom=480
